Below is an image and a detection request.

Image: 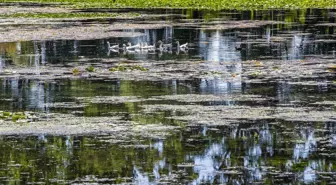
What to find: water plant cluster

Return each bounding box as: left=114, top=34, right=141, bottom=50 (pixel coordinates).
left=0, top=111, right=28, bottom=122
left=109, top=65, right=149, bottom=72
left=71, top=65, right=148, bottom=75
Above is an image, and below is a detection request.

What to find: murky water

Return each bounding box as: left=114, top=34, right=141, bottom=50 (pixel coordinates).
left=0, top=8, right=336, bottom=184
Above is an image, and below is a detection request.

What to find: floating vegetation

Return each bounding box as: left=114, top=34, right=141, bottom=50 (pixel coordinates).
left=201, top=71, right=223, bottom=75
left=109, top=65, right=148, bottom=72
left=76, top=96, right=144, bottom=104
left=11, top=112, right=26, bottom=122
left=72, top=68, right=80, bottom=75
left=0, top=23, right=163, bottom=42
left=150, top=94, right=269, bottom=103
left=242, top=58, right=336, bottom=83
left=0, top=113, right=179, bottom=137
left=249, top=71, right=262, bottom=79
left=254, top=60, right=263, bottom=67
left=142, top=104, right=336, bottom=123
left=85, top=66, right=95, bottom=72
left=0, top=111, right=36, bottom=122
left=109, top=65, right=126, bottom=72
left=131, top=65, right=149, bottom=71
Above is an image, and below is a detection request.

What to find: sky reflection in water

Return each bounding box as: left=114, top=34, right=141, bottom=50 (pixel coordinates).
left=0, top=8, right=335, bottom=184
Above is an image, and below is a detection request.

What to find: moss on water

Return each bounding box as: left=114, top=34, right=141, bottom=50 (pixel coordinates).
left=1, top=0, right=335, bottom=10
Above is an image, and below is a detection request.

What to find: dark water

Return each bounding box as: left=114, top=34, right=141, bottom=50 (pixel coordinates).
left=0, top=9, right=336, bottom=184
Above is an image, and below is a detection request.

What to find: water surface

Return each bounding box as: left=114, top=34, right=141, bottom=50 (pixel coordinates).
left=0, top=8, right=336, bottom=184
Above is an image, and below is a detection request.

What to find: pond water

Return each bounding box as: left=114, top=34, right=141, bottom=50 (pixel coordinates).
left=0, top=8, right=336, bottom=184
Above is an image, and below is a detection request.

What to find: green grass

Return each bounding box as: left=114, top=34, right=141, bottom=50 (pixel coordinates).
left=1, top=0, right=336, bottom=10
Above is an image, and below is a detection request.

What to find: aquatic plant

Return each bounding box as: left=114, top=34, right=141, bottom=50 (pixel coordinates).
left=130, top=65, right=149, bottom=71
left=109, top=65, right=126, bottom=72
left=86, top=66, right=95, bottom=72
left=250, top=71, right=261, bottom=78
left=72, top=68, right=81, bottom=75
left=202, top=71, right=222, bottom=75
left=3, top=112, right=11, bottom=117
left=0, top=111, right=27, bottom=122
left=254, top=60, right=263, bottom=67
left=109, top=65, right=148, bottom=72
left=12, top=112, right=26, bottom=122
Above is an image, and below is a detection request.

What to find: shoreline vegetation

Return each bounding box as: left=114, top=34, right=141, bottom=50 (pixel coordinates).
left=1, top=0, right=336, bottom=10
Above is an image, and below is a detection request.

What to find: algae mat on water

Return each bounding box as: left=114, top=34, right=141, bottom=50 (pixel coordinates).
left=2, top=0, right=336, bottom=9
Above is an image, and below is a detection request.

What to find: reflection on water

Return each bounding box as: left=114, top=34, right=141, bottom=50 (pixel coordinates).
left=1, top=121, right=335, bottom=184
left=0, top=11, right=335, bottom=66
left=0, top=8, right=335, bottom=185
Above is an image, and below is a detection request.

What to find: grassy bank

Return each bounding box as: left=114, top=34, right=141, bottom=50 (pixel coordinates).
left=1, top=0, right=336, bottom=10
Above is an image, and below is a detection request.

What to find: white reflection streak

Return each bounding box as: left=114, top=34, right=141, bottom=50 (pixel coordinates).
left=293, top=129, right=316, bottom=160
left=133, top=166, right=151, bottom=185
left=34, top=41, right=40, bottom=75
left=191, top=143, right=225, bottom=185
left=41, top=41, right=46, bottom=64
left=29, top=82, right=45, bottom=111
left=16, top=41, right=21, bottom=54
left=0, top=56, right=3, bottom=72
